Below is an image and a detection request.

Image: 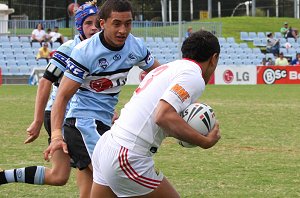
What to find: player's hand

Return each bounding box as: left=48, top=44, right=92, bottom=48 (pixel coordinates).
left=112, top=110, right=119, bottom=124
left=205, top=121, right=221, bottom=148
left=43, top=139, right=68, bottom=161
left=24, top=121, right=42, bottom=144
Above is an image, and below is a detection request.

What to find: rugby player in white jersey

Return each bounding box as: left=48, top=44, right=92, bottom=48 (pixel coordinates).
left=0, top=1, right=100, bottom=197
left=43, top=0, right=160, bottom=197
left=90, top=30, right=221, bottom=198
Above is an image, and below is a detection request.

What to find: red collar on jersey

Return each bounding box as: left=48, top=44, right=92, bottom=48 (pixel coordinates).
left=182, top=58, right=203, bottom=73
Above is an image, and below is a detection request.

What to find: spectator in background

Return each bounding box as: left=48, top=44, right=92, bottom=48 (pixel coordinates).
left=31, top=23, right=46, bottom=46
left=291, top=53, right=300, bottom=65
left=286, top=27, right=298, bottom=41
left=45, top=28, right=52, bottom=42
left=266, top=33, right=279, bottom=56
left=280, top=22, right=289, bottom=38
left=49, top=26, right=64, bottom=45
left=275, top=52, right=289, bottom=66
left=185, top=26, right=193, bottom=39
left=266, top=58, right=275, bottom=66
left=36, top=42, right=51, bottom=63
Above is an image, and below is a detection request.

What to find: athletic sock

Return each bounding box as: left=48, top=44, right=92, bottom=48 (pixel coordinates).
left=0, top=166, right=45, bottom=185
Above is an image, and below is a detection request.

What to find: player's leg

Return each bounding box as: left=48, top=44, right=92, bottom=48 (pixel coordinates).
left=90, top=182, right=117, bottom=198
left=44, top=149, right=71, bottom=185
left=0, top=149, right=71, bottom=186
left=139, top=177, right=180, bottom=198
left=76, top=165, right=93, bottom=198
left=63, top=118, right=110, bottom=196
left=0, top=166, right=46, bottom=185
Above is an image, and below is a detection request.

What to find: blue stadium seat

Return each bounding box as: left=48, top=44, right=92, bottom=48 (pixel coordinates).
left=17, top=59, right=28, bottom=67
left=240, top=32, right=250, bottom=41
left=248, top=32, right=257, bottom=41
left=218, top=37, right=226, bottom=44
left=0, top=36, right=9, bottom=42
left=257, top=32, right=266, bottom=39
left=163, top=37, right=172, bottom=43
left=32, top=42, right=42, bottom=48
left=239, top=43, right=248, bottom=49
left=252, top=48, right=261, bottom=54
left=10, top=36, right=19, bottom=42
left=6, top=60, right=18, bottom=67
left=18, top=66, right=31, bottom=75
left=27, top=60, right=39, bottom=67
left=22, top=42, right=31, bottom=48
left=274, top=32, right=282, bottom=39
left=5, top=54, right=16, bottom=61
left=0, top=66, right=10, bottom=75
left=53, top=42, right=61, bottom=49
left=1, top=42, right=11, bottom=48
left=146, top=37, right=155, bottom=43
left=20, top=36, right=30, bottom=42
left=154, top=37, right=163, bottom=43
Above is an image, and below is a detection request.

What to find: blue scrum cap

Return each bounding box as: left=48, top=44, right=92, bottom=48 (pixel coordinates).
left=75, top=0, right=98, bottom=36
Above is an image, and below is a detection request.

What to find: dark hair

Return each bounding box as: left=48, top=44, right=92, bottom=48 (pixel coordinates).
left=181, top=30, right=220, bottom=62
left=99, top=0, right=133, bottom=20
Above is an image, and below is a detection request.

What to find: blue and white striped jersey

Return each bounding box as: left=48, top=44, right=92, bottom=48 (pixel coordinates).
left=45, top=35, right=81, bottom=111
left=65, top=32, right=155, bottom=126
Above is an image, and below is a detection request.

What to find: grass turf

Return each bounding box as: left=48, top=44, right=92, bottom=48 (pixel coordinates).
left=0, top=84, right=299, bottom=197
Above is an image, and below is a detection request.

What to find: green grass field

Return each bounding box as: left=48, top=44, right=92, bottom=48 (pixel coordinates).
left=0, top=84, right=299, bottom=197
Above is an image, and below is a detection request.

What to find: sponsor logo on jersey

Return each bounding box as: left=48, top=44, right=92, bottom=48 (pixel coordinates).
left=145, top=52, right=153, bottom=64
left=170, top=84, right=190, bottom=102
left=67, top=59, right=85, bottom=79
left=128, top=53, right=137, bottom=60
left=98, top=58, right=109, bottom=69
left=113, top=54, right=121, bottom=61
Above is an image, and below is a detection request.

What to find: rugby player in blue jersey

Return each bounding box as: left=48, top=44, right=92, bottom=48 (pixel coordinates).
left=43, top=0, right=160, bottom=197
left=0, top=1, right=101, bottom=197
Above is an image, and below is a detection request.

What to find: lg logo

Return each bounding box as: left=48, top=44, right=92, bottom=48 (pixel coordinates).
left=223, top=70, right=234, bottom=83
left=223, top=70, right=250, bottom=84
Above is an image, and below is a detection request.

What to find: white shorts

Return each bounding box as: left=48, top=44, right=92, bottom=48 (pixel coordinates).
left=92, top=130, right=164, bottom=197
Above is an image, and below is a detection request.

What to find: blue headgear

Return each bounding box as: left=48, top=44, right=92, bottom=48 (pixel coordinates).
left=75, top=2, right=98, bottom=37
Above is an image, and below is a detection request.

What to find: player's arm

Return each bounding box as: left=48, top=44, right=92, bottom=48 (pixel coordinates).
left=155, top=100, right=220, bottom=149
left=43, top=76, right=81, bottom=160
left=25, top=63, right=64, bottom=144
left=25, top=78, right=52, bottom=143
left=144, top=59, right=160, bottom=73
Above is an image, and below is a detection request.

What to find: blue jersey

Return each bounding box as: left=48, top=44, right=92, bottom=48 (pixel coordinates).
left=65, top=32, right=155, bottom=126
left=45, top=35, right=81, bottom=111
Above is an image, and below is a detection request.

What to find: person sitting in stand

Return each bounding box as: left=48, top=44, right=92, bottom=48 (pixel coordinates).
left=36, top=42, right=51, bottom=63
left=266, top=33, right=280, bottom=56
left=275, top=52, right=289, bottom=66
left=291, top=53, right=300, bottom=66
left=31, top=23, right=46, bottom=46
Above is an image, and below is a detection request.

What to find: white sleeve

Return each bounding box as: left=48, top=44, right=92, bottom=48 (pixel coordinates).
left=161, top=69, right=205, bottom=113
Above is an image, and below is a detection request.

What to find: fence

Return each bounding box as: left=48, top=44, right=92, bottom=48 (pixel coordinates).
left=0, top=19, right=222, bottom=38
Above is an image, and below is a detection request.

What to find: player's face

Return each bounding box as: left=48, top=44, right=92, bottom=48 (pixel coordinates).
left=82, top=15, right=99, bottom=39
left=101, top=11, right=132, bottom=47
left=203, top=54, right=219, bottom=84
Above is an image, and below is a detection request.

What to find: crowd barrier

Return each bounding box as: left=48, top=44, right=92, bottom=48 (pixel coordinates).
left=126, top=65, right=300, bottom=85
left=10, top=65, right=300, bottom=86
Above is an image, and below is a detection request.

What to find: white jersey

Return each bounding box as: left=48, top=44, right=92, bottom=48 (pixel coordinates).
left=112, top=59, right=206, bottom=155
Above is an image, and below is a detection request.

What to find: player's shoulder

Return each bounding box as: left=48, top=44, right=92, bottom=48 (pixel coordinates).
left=74, top=32, right=99, bottom=50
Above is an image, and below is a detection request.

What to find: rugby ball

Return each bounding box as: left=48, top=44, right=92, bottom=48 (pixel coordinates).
left=178, top=103, right=216, bottom=148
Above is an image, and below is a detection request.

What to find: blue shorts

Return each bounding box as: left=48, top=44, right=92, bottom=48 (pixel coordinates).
left=64, top=117, right=110, bottom=170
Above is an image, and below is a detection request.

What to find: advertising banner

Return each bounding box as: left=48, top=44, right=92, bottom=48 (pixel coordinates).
left=214, top=66, right=257, bottom=85
left=257, top=66, right=300, bottom=84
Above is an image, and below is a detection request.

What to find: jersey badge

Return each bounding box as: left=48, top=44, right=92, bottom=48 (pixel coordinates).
left=113, top=54, right=121, bottom=61
left=170, top=84, right=190, bottom=102
left=128, top=53, right=137, bottom=61
left=98, top=58, right=109, bottom=69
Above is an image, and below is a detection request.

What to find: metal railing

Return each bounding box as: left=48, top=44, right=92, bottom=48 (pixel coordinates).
left=0, top=19, right=222, bottom=38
